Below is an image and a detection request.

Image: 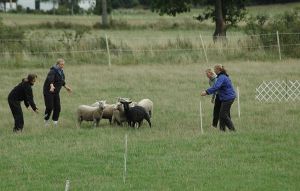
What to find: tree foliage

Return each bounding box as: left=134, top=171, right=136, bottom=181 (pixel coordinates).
left=152, top=0, right=246, bottom=28
left=151, top=0, right=247, bottom=38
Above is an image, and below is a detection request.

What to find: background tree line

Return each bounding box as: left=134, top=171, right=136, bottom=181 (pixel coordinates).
left=2, top=0, right=299, bottom=15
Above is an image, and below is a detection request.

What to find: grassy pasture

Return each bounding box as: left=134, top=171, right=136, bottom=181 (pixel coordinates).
left=0, top=60, right=299, bottom=190
left=0, top=3, right=300, bottom=190
left=0, top=28, right=282, bottom=69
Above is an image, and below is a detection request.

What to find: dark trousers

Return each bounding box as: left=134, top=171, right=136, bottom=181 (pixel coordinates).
left=212, top=95, right=221, bottom=127
left=8, top=99, right=24, bottom=131
left=219, top=99, right=235, bottom=131
left=44, top=93, right=61, bottom=121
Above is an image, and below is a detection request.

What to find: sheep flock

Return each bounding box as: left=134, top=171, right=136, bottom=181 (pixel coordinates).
left=77, top=97, right=153, bottom=128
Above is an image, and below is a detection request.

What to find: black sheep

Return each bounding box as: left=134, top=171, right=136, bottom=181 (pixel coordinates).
left=120, top=101, right=151, bottom=128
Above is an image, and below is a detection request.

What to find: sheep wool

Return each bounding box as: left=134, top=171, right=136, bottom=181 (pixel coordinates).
left=137, top=99, right=153, bottom=118
left=77, top=101, right=106, bottom=127
left=121, top=101, right=151, bottom=128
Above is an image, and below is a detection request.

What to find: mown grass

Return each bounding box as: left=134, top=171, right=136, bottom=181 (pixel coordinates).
left=0, top=60, right=299, bottom=190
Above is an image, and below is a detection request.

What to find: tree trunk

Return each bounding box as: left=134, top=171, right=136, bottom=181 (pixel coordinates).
left=35, top=0, right=40, bottom=10
left=53, top=0, right=56, bottom=15
left=9, top=0, right=12, bottom=9
left=71, top=1, right=74, bottom=15
left=102, top=0, right=108, bottom=26
left=213, top=0, right=226, bottom=42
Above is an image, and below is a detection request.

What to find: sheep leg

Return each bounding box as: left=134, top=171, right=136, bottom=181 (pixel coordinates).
left=93, top=118, right=98, bottom=127
left=95, top=119, right=100, bottom=127
left=147, top=119, right=151, bottom=128
left=145, top=115, right=151, bottom=128
left=77, top=116, right=82, bottom=127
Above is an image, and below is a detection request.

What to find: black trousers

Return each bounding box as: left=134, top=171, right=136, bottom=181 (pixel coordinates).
left=212, top=94, right=221, bottom=127
left=44, top=93, right=61, bottom=121
left=219, top=99, right=235, bottom=131
left=8, top=99, right=24, bottom=131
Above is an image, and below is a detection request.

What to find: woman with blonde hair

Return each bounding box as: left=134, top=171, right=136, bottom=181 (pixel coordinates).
left=201, top=64, right=236, bottom=131
left=205, top=68, right=220, bottom=128
left=43, top=58, right=72, bottom=126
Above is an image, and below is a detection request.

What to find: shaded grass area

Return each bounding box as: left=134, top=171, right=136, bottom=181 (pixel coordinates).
left=0, top=61, right=299, bottom=190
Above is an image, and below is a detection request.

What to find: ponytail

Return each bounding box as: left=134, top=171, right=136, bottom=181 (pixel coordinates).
left=215, top=64, right=228, bottom=76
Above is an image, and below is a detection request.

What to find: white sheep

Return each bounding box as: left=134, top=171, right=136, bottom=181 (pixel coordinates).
left=91, top=101, right=115, bottom=124
left=137, top=98, right=153, bottom=118
left=112, top=102, right=127, bottom=126
left=77, top=101, right=106, bottom=127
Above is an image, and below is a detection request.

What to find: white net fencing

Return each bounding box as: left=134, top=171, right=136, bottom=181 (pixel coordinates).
left=256, top=80, right=300, bottom=102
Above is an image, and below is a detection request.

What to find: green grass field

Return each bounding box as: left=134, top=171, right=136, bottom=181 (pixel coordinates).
left=0, top=2, right=299, bottom=190
left=0, top=60, right=299, bottom=190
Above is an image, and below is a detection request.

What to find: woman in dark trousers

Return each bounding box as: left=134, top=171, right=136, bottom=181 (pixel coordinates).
left=205, top=68, right=221, bottom=128
left=43, top=58, right=72, bottom=126
left=8, top=74, right=38, bottom=132
left=201, top=64, right=236, bottom=132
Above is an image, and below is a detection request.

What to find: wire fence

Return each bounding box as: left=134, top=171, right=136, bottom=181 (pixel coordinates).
left=0, top=31, right=299, bottom=66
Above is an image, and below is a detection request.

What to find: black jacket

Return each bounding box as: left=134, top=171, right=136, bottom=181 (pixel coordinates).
left=43, top=66, right=66, bottom=95
left=8, top=79, right=37, bottom=111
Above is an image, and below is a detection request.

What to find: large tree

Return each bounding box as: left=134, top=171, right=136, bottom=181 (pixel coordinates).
left=102, top=0, right=108, bottom=26
left=93, top=0, right=110, bottom=26
left=151, top=0, right=246, bottom=40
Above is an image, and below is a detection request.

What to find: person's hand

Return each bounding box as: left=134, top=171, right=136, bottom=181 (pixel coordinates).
left=50, top=84, right=55, bottom=92
left=200, top=91, right=207, bottom=96
left=65, top=86, right=72, bottom=93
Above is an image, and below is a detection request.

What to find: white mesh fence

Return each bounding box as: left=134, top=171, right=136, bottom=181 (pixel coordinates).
left=256, top=80, right=300, bottom=102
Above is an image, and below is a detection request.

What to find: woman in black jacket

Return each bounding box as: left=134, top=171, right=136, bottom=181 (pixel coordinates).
left=8, top=74, right=38, bottom=132
left=43, top=58, right=72, bottom=126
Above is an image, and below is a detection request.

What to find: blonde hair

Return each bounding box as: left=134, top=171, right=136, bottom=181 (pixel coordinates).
left=214, top=64, right=227, bottom=74
left=206, top=68, right=216, bottom=75
left=56, top=58, right=65, bottom=65
left=205, top=68, right=213, bottom=73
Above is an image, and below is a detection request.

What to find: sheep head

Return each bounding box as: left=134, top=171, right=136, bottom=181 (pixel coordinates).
left=114, top=102, right=124, bottom=111
left=97, top=100, right=106, bottom=110
left=120, top=101, right=132, bottom=111
left=117, top=97, right=132, bottom=103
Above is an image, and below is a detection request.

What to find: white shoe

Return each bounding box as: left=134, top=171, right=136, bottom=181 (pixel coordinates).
left=53, top=121, right=58, bottom=126
left=44, top=120, right=50, bottom=127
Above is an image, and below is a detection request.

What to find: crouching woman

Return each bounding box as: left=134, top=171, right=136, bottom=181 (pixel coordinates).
left=8, top=74, right=38, bottom=132
left=201, top=64, right=236, bottom=132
